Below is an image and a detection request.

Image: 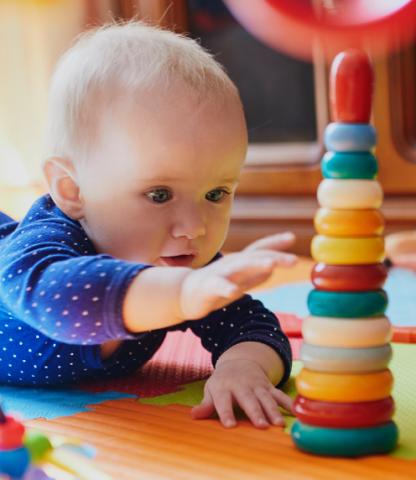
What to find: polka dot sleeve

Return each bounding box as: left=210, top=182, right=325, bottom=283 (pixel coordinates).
left=188, top=295, right=293, bottom=387
left=0, top=195, right=148, bottom=345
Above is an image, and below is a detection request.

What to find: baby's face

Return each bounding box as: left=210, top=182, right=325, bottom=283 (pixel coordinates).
left=76, top=87, right=247, bottom=268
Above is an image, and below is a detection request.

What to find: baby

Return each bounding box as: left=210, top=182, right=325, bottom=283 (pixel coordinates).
left=0, top=22, right=296, bottom=429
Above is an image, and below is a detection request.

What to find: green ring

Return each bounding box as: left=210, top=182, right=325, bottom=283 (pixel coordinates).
left=307, top=289, right=388, bottom=318
left=322, top=151, right=378, bottom=179
left=291, top=420, right=398, bottom=457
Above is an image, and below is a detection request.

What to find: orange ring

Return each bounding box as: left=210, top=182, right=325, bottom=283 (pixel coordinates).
left=296, top=368, right=393, bottom=402
left=314, top=208, right=384, bottom=237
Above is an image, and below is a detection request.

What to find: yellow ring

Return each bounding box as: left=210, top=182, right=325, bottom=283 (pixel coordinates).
left=296, top=368, right=393, bottom=402
left=317, top=179, right=383, bottom=209
left=314, top=208, right=384, bottom=236
left=302, top=316, right=392, bottom=348
left=311, top=235, right=385, bottom=264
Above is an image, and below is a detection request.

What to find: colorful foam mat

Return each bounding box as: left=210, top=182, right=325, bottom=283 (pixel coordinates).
left=2, top=328, right=415, bottom=461
left=12, top=263, right=413, bottom=479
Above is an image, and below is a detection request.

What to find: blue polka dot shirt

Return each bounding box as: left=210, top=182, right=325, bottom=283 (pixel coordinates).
left=0, top=195, right=292, bottom=386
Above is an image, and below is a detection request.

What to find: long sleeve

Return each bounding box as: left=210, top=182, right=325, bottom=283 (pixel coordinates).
left=188, top=294, right=292, bottom=387
left=0, top=195, right=148, bottom=345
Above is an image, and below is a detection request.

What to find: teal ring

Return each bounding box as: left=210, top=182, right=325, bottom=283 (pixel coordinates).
left=307, top=289, right=388, bottom=318
left=321, top=151, right=378, bottom=179
left=291, top=420, right=398, bottom=457
left=324, top=122, right=376, bottom=152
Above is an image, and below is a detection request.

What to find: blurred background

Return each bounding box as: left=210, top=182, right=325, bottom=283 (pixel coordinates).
left=1, top=0, right=416, bottom=254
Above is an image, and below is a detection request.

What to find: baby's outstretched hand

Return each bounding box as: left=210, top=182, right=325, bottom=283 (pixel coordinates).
left=385, top=230, right=416, bottom=271
left=179, top=243, right=296, bottom=320
left=191, top=359, right=293, bottom=428
left=243, top=231, right=295, bottom=254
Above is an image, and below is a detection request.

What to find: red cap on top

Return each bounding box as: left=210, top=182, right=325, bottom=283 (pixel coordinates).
left=330, top=49, right=374, bottom=123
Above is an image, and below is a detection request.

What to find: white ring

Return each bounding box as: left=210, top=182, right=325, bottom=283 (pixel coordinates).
left=302, top=316, right=392, bottom=348
left=317, top=179, right=383, bottom=209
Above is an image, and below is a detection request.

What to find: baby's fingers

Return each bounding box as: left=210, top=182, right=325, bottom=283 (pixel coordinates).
left=244, top=232, right=295, bottom=253
left=234, top=389, right=269, bottom=429
left=227, top=251, right=296, bottom=276
left=256, top=388, right=285, bottom=426
left=210, top=391, right=236, bottom=428
left=270, top=388, right=294, bottom=414
left=223, top=252, right=296, bottom=289
left=390, top=253, right=416, bottom=271
left=191, top=390, right=215, bottom=420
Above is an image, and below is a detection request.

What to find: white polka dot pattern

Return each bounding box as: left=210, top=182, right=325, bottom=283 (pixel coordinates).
left=0, top=196, right=292, bottom=386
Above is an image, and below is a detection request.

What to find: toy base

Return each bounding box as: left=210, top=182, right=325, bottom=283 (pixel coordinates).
left=291, top=420, right=398, bottom=457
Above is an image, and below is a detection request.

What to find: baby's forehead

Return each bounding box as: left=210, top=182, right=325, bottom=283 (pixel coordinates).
left=95, top=82, right=242, bottom=135
left=75, top=78, right=246, bottom=170
left=83, top=87, right=246, bottom=179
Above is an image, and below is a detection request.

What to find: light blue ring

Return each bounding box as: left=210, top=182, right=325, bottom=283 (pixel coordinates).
left=324, top=122, right=376, bottom=152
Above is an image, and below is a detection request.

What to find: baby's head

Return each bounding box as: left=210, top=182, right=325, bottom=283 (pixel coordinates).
left=44, top=21, right=247, bottom=268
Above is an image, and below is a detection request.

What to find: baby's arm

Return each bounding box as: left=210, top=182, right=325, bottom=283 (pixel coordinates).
left=192, top=341, right=293, bottom=428
left=123, top=242, right=296, bottom=333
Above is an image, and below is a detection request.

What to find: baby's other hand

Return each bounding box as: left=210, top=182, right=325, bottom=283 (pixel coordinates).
left=179, top=247, right=297, bottom=319
left=385, top=230, right=416, bottom=271
left=191, top=359, right=293, bottom=428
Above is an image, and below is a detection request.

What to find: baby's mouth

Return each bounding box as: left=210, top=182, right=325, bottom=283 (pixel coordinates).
left=159, top=254, right=196, bottom=267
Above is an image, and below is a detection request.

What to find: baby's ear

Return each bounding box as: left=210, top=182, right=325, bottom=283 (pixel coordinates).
left=43, top=157, right=84, bottom=220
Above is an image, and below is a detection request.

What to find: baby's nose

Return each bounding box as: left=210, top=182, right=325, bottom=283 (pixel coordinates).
left=171, top=207, right=206, bottom=239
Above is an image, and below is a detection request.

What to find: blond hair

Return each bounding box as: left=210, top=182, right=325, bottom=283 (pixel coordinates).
left=45, top=21, right=239, bottom=161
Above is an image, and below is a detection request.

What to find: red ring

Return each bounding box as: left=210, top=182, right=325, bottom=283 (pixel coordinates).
left=293, top=395, right=395, bottom=428
left=311, top=263, right=387, bottom=291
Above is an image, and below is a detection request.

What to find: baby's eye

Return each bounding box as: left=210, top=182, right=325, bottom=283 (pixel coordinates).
left=205, top=188, right=229, bottom=203
left=145, top=188, right=172, bottom=204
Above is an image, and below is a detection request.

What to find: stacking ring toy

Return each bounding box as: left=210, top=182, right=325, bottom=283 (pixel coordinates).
left=312, top=263, right=387, bottom=291
left=307, top=289, right=387, bottom=318
left=314, top=208, right=384, bottom=237
left=302, top=316, right=392, bottom=348
left=324, top=122, right=376, bottom=152
left=293, top=395, right=395, bottom=428
left=296, top=368, right=393, bottom=402
left=311, top=235, right=384, bottom=264
left=300, top=343, right=392, bottom=373
left=317, top=179, right=383, bottom=209
left=321, top=151, right=378, bottom=179
left=291, top=420, right=398, bottom=457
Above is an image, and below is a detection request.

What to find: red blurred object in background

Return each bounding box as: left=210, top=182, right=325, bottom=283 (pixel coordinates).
left=224, top=0, right=416, bottom=61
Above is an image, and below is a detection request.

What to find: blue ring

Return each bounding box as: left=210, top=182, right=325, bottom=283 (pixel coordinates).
left=307, top=289, right=388, bottom=318
left=291, top=420, right=398, bottom=457
left=321, top=151, right=378, bottom=179
left=324, top=123, right=376, bottom=152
